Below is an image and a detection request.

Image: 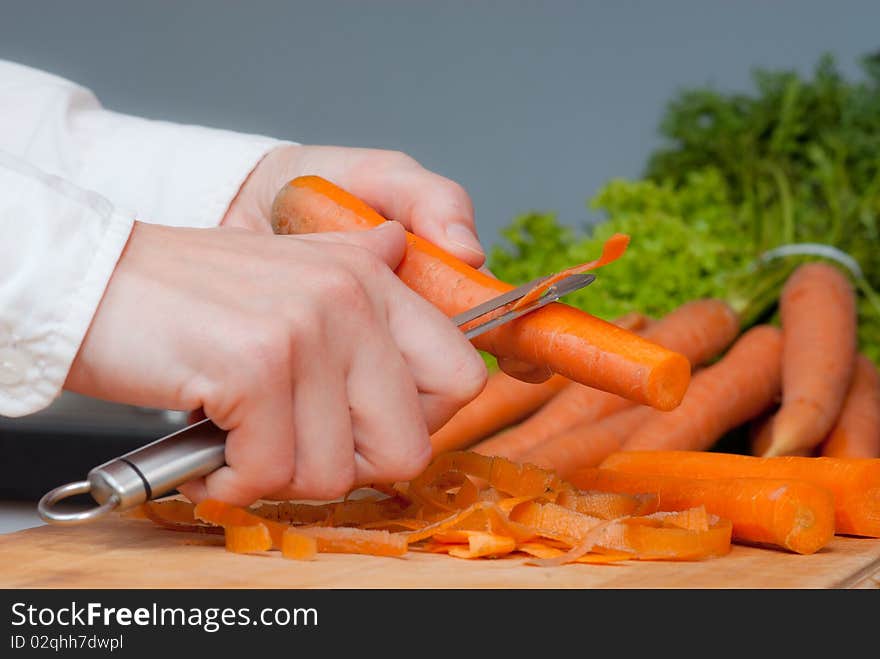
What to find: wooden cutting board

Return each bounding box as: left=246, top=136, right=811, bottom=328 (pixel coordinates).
left=2, top=516, right=879, bottom=588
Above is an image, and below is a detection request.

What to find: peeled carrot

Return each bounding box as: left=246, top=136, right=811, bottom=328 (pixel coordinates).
left=556, top=488, right=658, bottom=519
left=508, top=500, right=604, bottom=545
left=194, top=499, right=288, bottom=548
left=291, top=526, right=408, bottom=557
left=527, top=508, right=732, bottom=566
left=767, top=263, right=857, bottom=457
left=821, top=354, right=880, bottom=459
left=475, top=299, right=740, bottom=458
left=281, top=529, right=318, bottom=560
left=224, top=524, right=273, bottom=554
left=621, top=325, right=783, bottom=452
left=271, top=176, right=691, bottom=410
left=516, top=405, right=655, bottom=475
left=570, top=468, right=835, bottom=554
left=600, top=450, right=880, bottom=537
left=431, top=312, right=649, bottom=455
left=446, top=531, right=517, bottom=559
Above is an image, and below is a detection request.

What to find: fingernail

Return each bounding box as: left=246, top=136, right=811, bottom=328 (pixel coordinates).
left=374, top=220, right=407, bottom=235
left=445, top=223, right=485, bottom=257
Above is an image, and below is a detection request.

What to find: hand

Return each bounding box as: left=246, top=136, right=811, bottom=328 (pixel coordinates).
left=226, top=144, right=550, bottom=383
left=65, top=220, right=487, bottom=505
left=223, top=144, right=486, bottom=267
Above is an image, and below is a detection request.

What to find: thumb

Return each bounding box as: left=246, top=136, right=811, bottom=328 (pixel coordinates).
left=294, top=220, right=408, bottom=270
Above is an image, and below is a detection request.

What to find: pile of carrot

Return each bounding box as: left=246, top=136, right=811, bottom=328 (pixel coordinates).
left=431, top=260, right=879, bottom=476
left=133, top=448, right=878, bottom=561
left=135, top=451, right=738, bottom=563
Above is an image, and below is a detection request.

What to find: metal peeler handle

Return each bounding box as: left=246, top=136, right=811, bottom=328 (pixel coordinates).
left=37, top=418, right=226, bottom=525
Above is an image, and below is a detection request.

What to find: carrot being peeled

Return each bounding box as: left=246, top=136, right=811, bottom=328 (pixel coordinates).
left=570, top=468, right=835, bottom=554
left=475, top=299, right=740, bottom=459
left=271, top=176, right=690, bottom=410
left=820, top=354, right=880, bottom=459
left=431, top=312, right=649, bottom=455
left=766, top=262, right=857, bottom=457
left=599, top=450, right=880, bottom=537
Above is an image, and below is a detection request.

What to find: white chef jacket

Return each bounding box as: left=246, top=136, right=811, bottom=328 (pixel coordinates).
left=0, top=60, right=288, bottom=417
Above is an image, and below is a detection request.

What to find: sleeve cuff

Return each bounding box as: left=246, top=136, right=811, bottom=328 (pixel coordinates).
left=74, top=108, right=295, bottom=228
left=0, top=153, right=135, bottom=416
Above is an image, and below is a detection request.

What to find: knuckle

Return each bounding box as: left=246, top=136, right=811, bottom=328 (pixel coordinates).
left=450, top=351, right=488, bottom=404
left=294, top=465, right=355, bottom=501
left=382, top=438, right=432, bottom=482
left=317, top=265, right=365, bottom=305
left=259, top=465, right=296, bottom=496
left=343, top=245, right=387, bottom=278
left=238, top=321, right=290, bottom=380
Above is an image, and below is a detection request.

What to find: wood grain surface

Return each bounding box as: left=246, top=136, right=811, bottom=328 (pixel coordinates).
left=1, top=516, right=879, bottom=588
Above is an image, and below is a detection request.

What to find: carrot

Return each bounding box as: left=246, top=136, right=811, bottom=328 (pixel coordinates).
left=446, top=531, right=517, bottom=559
left=556, top=488, right=658, bottom=519
left=271, top=176, right=691, bottom=410
left=621, top=325, right=783, bottom=453
left=508, top=500, right=605, bottom=544
left=474, top=299, right=740, bottom=459
left=569, top=468, right=835, bottom=554
left=750, top=412, right=813, bottom=457
left=430, top=312, right=649, bottom=455
left=599, top=450, right=880, bottom=537
left=290, top=526, right=408, bottom=557
left=430, top=373, right=569, bottom=455
left=148, top=452, right=744, bottom=565
left=766, top=262, right=857, bottom=457
left=517, top=405, right=655, bottom=476
left=252, top=496, right=407, bottom=526
left=281, top=530, right=318, bottom=560
left=526, top=508, right=732, bottom=566
left=194, top=499, right=288, bottom=548
left=820, top=354, right=880, bottom=459
left=510, top=235, right=630, bottom=311
left=224, top=524, right=272, bottom=554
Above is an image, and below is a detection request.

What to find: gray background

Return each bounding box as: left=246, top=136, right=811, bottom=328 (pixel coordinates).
left=2, top=1, right=879, bottom=247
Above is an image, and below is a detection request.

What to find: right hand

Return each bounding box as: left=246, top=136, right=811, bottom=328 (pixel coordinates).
left=65, top=220, right=487, bottom=505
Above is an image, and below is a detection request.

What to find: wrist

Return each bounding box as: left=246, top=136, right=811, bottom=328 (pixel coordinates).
left=222, top=144, right=304, bottom=232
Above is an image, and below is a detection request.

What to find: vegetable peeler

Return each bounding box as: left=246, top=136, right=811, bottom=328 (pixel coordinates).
left=37, top=272, right=595, bottom=525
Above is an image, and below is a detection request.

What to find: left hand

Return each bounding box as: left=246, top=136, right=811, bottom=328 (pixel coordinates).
left=223, top=143, right=551, bottom=384
left=222, top=144, right=486, bottom=267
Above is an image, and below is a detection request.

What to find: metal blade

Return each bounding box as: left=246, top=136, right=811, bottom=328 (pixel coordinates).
left=459, top=273, right=595, bottom=340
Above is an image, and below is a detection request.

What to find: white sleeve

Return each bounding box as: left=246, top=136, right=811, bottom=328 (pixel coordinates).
left=0, top=59, right=290, bottom=228
left=0, top=152, right=134, bottom=417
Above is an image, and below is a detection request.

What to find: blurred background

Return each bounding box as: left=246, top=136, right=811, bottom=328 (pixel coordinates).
left=2, top=0, right=879, bottom=530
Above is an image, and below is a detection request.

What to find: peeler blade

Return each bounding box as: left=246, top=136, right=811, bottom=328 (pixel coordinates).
left=454, top=273, right=595, bottom=340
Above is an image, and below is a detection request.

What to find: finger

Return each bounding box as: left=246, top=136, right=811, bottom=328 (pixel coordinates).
left=498, top=357, right=554, bottom=384
left=200, top=348, right=297, bottom=506
left=294, top=221, right=407, bottom=270
left=380, top=272, right=488, bottom=431
left=175, top=409, right=209, bottom=502
left=346, top=157, right=486, bottom=268
left=346, top=331, right=432, bottom=486
left=270, top=354, right=355, bottom=501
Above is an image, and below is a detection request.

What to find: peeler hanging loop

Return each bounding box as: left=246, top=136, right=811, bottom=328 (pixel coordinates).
left=38, top=480, right=120, bottom=525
